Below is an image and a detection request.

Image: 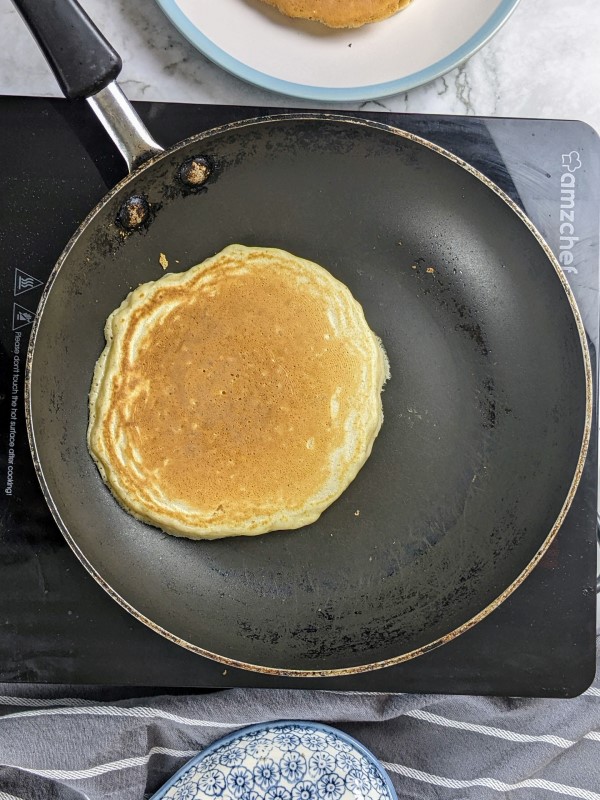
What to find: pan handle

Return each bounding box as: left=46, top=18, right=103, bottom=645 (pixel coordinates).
left=11, top=0, right=164, bottom=171
left=87, top=82, right=165, bottom=172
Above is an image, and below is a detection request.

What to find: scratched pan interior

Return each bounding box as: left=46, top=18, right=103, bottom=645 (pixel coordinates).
left=28, top=117, right=589, bottom=674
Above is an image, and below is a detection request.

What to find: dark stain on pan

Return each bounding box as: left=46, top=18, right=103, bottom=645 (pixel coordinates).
left=178, top=155, right=212, bottom=187
left=407, top=255, right=492, bottom=358
left=157, top=154, right=222, bottom=201
left=115, top=195, right=161, bottom=235
left=478, top=376, right=497, bottom=428
left=116, top=194, right=150, bottom=231
left=458, top=321, right=489, bottom=356
left=177, top=155, right=214, bottom=188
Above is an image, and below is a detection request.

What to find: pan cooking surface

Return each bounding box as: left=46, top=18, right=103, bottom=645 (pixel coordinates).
left=27, top=117, right=590, bottom=674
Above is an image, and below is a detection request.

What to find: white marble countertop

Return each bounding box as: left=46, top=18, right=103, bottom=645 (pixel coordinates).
left=0, top=0, right=599, bottom=131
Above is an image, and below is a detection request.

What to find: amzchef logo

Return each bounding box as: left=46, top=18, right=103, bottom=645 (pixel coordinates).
left=562, top=151, right=582, bottom=172
left=558, top=151, right=582, bottom=273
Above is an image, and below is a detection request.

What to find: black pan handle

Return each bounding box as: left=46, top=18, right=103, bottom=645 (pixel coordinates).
left=10, top=0, right=163, bottom=171
left=11, top=0, right=122, bottom=99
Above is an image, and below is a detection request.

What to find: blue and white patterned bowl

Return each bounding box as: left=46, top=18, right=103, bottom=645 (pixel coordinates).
left=151, top=721, right=396, bottom=800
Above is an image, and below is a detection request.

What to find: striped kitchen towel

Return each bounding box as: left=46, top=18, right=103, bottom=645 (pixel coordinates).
left=0, top=640, right=599, bottom=800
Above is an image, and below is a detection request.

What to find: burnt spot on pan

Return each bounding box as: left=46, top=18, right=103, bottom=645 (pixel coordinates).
left=115, top=194, right=157, bottom=233
left=86, top=223, right=121, bottom=262
left=160, top=154, right=220, bottom=200
left=238, top=620, right=282, bottom=646
left=480, top=376, right=497, bottom=428
left=179, top=155, right=212, bottom=187
left=458, top=321, right=489, bottom=356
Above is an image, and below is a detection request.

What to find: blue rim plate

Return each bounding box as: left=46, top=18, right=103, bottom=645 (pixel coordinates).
left=150, top=720, right=397, bottom=800
left=153, top=0, right=521, bottom=102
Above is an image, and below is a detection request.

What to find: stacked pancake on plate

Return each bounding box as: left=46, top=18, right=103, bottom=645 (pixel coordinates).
left=88, top=245, right=388, bottom=539
left=258, top=0, right=413, bottom=28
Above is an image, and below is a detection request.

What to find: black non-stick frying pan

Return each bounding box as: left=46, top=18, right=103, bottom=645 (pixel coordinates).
left=14, top=0, right=591, bottom=676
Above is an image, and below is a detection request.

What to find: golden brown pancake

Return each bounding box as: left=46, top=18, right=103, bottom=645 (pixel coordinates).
left=88, top=245, right=388, bottom=539
left=258, top=0, right=412, bottom=28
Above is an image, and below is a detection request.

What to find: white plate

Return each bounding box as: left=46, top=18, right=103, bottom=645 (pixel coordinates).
left=154, top=0, right=521, bottom=102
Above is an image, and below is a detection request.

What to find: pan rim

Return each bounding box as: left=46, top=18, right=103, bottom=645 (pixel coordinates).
left=25, top=113, right=593, bottom=678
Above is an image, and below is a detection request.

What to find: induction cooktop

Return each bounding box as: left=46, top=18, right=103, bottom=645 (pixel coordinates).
left=0, top=97, right=597, bottom=696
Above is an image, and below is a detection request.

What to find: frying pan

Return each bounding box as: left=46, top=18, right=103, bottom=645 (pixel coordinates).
left=14, top=0, right=591, bottom=676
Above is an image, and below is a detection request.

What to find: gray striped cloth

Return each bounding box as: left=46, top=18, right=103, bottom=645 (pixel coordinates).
left=1, top=639, right=599, bottom=800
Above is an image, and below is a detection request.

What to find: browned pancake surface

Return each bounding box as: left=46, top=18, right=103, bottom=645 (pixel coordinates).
left=88, top=246, right=388, bottom=538
left=259, top=0, right=412, bottom=28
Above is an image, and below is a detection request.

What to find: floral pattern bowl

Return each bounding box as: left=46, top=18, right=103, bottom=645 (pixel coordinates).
left=151, top=721, right=397, bottom=800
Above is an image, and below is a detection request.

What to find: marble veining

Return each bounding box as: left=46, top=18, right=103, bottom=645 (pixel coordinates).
left=0, top=0, right=598, bottom=131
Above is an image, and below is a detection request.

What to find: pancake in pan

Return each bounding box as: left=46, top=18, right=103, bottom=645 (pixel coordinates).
left=88, top=245, right=389, bottom=539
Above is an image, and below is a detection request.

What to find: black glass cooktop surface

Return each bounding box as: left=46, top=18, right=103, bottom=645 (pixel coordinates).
left=0, top=97, right=598, bottom=696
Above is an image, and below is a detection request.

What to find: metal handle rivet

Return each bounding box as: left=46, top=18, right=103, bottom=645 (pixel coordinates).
left=178, top=156, right=212, bottom=187
left=116, top=195, right=150, bottom=230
